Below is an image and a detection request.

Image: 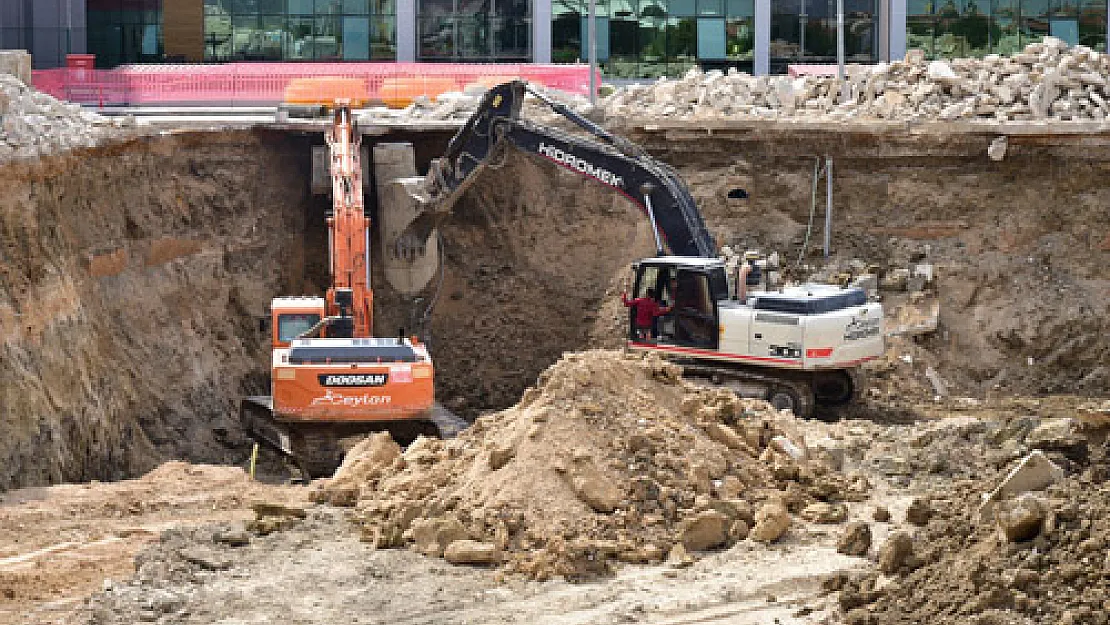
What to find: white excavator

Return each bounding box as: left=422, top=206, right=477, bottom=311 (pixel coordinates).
left=393, top=80, right=884, bottom=418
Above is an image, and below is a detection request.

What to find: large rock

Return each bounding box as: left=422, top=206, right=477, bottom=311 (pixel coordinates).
left=837, top=521, right=872, bottom=556
left=878, top=531, right=915, bottom=574
left=443, top=540, right=501, bottom=565
left=801, top=502, right=849, bottom=524
left=750, top=502, right=791, bottom=543
left=997, top=494, right=1047, bottom=542
left=411, top=517, right=468, bottom=557
left=569, top=459, right=624, bottom=513
left=905, top=498, right=934, bottom=526
left=680, top=510, right=730, bottom=551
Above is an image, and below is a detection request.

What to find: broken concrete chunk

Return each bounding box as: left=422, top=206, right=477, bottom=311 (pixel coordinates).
left=411, top=517, right=468, bottom=557
left=750, top=502, right=791, bottom=543
left=979, top=450, right=1064, bottom=519
left=680, top=510, right=730, bottom=551
left=837, top=521, right=872, bottom=556
left=443, top=540, right=502, bottom=565
left=988, top=136, right=1008, bottom=161
left=878, top=531, right=915, bottom=574
left=801, top=502, right=849, bottom=524
left=905, top=498, right=934, bottom=526
left=997, top=494, right=1048, bottom=542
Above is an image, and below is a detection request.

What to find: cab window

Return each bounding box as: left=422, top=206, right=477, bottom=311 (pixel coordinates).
left=278, top=313, right=321, bottom=343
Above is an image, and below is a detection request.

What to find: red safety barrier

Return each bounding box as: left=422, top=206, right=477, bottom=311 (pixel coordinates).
left=31, top=63, right=598, bottom=108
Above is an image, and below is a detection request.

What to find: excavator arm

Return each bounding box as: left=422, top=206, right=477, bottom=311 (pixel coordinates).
left=402, top=80, right=717, bottom=260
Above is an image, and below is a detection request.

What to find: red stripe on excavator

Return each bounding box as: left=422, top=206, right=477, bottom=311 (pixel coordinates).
left=806, top=347, right=834, bottom=358
left=629, top=342, right=802, bottom=365
left=631, top=342, right=879, bottom=368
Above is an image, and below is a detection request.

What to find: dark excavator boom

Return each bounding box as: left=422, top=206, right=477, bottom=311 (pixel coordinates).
left=401, top=80, right=717, bottom=259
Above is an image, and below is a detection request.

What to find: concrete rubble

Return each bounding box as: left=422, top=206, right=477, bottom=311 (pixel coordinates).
left=604, top=37, right=1110, bottom=124
left=0, top=71, right=141, bottom=162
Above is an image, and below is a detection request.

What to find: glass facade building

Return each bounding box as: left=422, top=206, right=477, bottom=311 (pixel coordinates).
left=202, top=1, right=398, bottom=61
left=417, top=0, right=532, bottom=61
left=552, top=1, right=757, bottom=77
left=906, top=0, right=1106, bottom=58
left=2, top=0, right=1108, bottom=72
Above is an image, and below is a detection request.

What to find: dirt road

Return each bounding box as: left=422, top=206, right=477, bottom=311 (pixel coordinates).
left=0, top=463, right=303, bottom=625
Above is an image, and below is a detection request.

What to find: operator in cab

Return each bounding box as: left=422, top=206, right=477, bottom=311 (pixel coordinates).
left=622, top=288, right=672, bottom=341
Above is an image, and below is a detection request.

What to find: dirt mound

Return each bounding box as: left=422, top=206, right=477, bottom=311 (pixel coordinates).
left=318, top=350, right=867, bottom=580
left=835, top=433, right=1110, bottom=625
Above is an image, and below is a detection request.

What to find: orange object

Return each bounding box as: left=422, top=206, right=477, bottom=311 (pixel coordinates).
left=378, top=76, right=459, bottom=108
left=283, top=76, right=370, bottom=108
left=247, top=101, right=437, bottom=476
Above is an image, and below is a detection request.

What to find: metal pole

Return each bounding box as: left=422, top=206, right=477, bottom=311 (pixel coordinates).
left=643, top=193, right=665, bottom=256
left=824, top=156, right=833, bottom=259
left=588, top=0, right=598, bottom=105
left=836, top=0, right=846, bottom=103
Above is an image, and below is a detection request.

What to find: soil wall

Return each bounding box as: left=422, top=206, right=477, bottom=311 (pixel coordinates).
left=2, top=123, right=1108, bottom=490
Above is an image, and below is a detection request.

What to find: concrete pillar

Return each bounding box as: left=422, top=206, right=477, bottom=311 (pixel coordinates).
left=532, top=0, right=552, bottom=63
left=754, top=0, right=771, bottom=75
left=889, top=0, right=907, bottom=61
left=374, top=143, right=440, bottom=297
left=397, top=1, right=417, bottom=62
left=878, top=0, right=890, bottom=61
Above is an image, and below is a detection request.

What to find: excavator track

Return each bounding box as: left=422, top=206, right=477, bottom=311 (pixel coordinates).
left=240, top=396, right=468, bottom=479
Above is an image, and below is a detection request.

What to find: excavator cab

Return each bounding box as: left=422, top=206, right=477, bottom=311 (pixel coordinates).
left=630, top=257, right=729, bottom=350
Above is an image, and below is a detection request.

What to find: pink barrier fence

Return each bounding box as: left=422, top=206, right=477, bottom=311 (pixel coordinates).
left=31, top=63, right=597, bottom=107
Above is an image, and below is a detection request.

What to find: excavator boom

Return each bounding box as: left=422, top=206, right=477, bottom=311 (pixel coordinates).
left=402, top=81, right=716, bottom=260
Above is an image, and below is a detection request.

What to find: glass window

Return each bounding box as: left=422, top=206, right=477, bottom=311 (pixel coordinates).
left=371, top=15, right=397, bottom=58
left=669, top=0, right=699, bottom=16
left=289, top=0, right=314, bottom=15
left=697, top=17, right=726, bottom=57
left=553, top=0, right=583, bottom=62
left=580, top=15, right=612, bottom=58
left=343, top=16, right=370, bottom=58
left=1078, top=0, right=1107, bottom=51
left=417, top=0, right=531, bottom=61
left=279, top=314, right=322, bottom=343
left=726, top=15, right=754, bottom=59
left=1021, top=0, right=1051, bottom=45
left=699, top=0, right=725, bottom=15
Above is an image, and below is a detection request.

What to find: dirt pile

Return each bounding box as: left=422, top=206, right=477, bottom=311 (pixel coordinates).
left=317, top=350, right=868, bottom=580
left=605, top=37, right=1110, bottom=123
left=1, top=72, right=141, bottom=161
left=834, top=429, right=1110, bottom=625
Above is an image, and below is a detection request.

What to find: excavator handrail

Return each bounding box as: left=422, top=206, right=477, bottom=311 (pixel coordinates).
left=416, top=80, right=717, bottom=259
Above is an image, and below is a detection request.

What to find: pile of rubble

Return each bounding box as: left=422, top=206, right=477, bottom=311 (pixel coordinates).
left=357, top=82, right=593, bottom=125
left=833, top=423, right=1108, bottom=625
left=314, top=350, right=868, bottom=580
left=604, top=37, right=1110, bottom=123
left=0, top=73, right=139, bottom=162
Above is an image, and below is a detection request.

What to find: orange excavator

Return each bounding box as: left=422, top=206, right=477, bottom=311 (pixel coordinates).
left=241, top=79, right=456, bottom=477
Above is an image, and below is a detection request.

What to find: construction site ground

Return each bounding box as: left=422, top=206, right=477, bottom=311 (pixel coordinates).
left=3, top=58, right=1110, bottom=624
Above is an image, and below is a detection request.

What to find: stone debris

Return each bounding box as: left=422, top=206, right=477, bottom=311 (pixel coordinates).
left=603, top=37, right=1110, bottom=124
left=837, top=521, right=872, bottom=556
left=877, top=531, right=916, bottom=575
left=0, top=71, right=141, bottom=162
left=443, top=539, right=502, bottom=566
left=996, top=493, right=1048, bottom=542
left=979, top=449, right=1064, bottom=519
left=333, top=349, right=866, bottom=580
